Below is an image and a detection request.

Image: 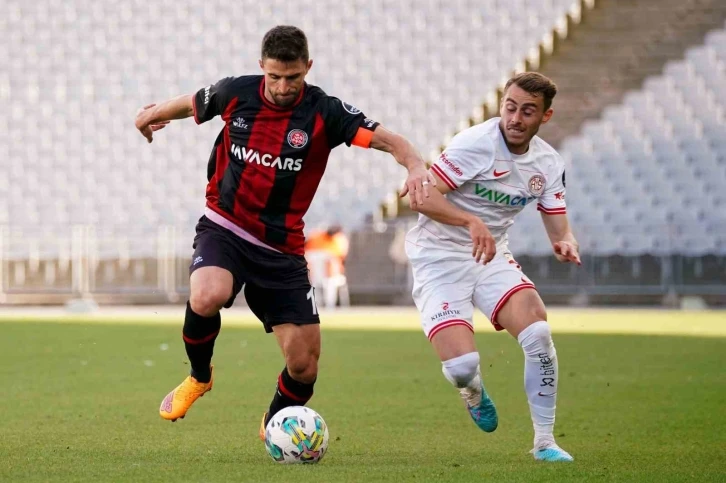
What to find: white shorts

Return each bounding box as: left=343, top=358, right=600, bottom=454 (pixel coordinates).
left=406, top=240, right=536, bottom=341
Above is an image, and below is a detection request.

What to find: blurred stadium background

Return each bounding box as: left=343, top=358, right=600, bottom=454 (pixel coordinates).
left=3, top=2, right=726, bottom=482
left=1, top=0, right=725, bottom=308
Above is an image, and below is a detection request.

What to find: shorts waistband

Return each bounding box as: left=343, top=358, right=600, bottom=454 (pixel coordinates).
left=204, top=207, right=282, bottom=253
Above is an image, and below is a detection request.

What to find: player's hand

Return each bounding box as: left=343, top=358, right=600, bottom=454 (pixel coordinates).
left=135, top=104, right=169, bottom=143
left=400, top=164, right=436, bottom=209
left=553, top=241, right=581, bottom=265
left=467, top=217, right=496, bottom=264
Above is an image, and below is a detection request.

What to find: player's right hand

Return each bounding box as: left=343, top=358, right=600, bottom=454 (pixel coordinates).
left=553, top=241, right=581, bottom=265
left=467, top=217, right=496, bottom=264
left=135, top=104, right=169, bottom=143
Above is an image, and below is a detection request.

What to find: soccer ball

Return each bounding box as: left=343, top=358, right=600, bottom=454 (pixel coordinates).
left=264, top=406, right=329, bottom=464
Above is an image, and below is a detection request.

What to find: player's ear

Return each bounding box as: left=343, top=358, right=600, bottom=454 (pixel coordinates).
left=541, top=108, right=554, bottom=124
left=306, top=59, right=313, bottom=72
left=258, top=59, right=264, bottom=70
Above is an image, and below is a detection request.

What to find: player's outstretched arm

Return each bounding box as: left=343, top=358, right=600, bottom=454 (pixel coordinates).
left=369, top=127, right=435, bottom=209
left=135, top=94, right=195, bottom=143
left=541, top=213, right=581, bottom=265
left=412, top=172, right=496, bottom=264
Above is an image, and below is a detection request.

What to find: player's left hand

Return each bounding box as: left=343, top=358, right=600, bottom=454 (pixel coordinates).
left=553, top=241, right=581, bottom=265
left=135, top=104, right=170, bottom=143
left=400, top=164, right=436, bottom=209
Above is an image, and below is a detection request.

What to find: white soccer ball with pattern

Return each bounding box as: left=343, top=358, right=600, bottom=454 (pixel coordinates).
left=264, top=406, right=329, bottom=464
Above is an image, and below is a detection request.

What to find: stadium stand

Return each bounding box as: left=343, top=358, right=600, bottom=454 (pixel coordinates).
left=1, top=0, right=724, bottom=303
left=0, top=0, right=581, bottom=258
left=507, top=19, right=726, bottom=258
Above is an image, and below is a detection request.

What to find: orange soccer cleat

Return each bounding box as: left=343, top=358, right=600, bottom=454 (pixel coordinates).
left=159, top=367, right=214, bottom=421
left=259, top=412, right=268, bottom=441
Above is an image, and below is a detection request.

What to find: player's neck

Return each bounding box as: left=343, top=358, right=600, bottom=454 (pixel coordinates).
left=263, top=87, right=277, bottom=106
left=507, top=142, right=530, bottom=156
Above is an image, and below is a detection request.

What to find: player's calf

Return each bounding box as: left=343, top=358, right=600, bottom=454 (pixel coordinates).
left=183, top=301, right=221, bottom=383
left=518, top=320, right=559, bottom=445
left=265, top=324, right=320, bottom=427
left=285, top=350, right=319, bottom=384
left=264, top=366, right=316, bottom=427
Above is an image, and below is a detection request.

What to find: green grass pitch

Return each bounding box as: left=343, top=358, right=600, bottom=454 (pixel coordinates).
left=1, top=310, right=724, bottom=482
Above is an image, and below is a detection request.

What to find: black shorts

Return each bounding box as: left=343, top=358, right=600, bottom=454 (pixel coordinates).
left=189, top=216, right=320, bottom=333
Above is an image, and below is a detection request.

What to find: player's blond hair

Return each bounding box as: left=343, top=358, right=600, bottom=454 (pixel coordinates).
left=504, top=72, right=558, bottom=111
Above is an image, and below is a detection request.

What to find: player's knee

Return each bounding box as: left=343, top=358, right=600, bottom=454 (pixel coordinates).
left=189, top=286, right=229, bottom=317
left=520, top=290, right=547, bottom=323
left=442, top=352, right=480, bottom=388
left=528, top=320, right=554, bottom=348
left=286, top=354, right=318, bottom=384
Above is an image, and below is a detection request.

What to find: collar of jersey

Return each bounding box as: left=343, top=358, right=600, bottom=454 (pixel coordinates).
left=258, top=79, right=306, bottom=111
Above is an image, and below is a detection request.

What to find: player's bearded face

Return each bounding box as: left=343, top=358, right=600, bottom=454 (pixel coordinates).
left=259, top=58, right=312, bottom=107
left=499, top=85, right=553, bottom=154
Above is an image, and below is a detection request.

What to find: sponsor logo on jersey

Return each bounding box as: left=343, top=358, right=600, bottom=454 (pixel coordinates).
left=438, top=153, right=463, bottom=177
left=203, top=85, right=211, bottom=105
left=232, top=117, right=249, bottom=129
left=363, top=117, right=376, bottom=128
left=528, top=174, right=545, bottom=196
left=193, top=256, right=204, bottom=266
left=493, top=169, right=510, bottom=177
left=554, top=191, right=564, bottom=200
left=230, top=144, right=303, bottom=172
left=474, top=184, right=536, bottom=206
left=287, top=129, right=308, bottom=149
left=342, top=101, right=361, bottom=115
left=442, top=302, right=449, bottom=311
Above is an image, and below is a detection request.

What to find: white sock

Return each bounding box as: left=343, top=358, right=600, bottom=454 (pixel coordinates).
left=442, top=352, right=482, bottom=407
left=518, top=321, right=558, bottom=447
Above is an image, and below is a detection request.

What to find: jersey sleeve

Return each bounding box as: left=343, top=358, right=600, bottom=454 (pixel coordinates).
left=431, top=133, right=493, bottom=190
left=322, top=97, right=380, bottom=149
left=192, top=77, right=236, bottom=125
left=537, top=164, right=567, bottom=215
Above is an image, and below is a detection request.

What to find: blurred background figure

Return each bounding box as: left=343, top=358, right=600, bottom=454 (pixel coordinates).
left=305, top=225, right=350, bottom=308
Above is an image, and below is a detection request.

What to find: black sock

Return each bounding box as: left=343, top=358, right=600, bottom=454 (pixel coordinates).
left=182, top=301, right=221, bottom=383
left=265, top=367, right=315, bottom=425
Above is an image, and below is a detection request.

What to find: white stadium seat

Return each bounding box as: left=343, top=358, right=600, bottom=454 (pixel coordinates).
left=2, top=1, right=725, bottom=256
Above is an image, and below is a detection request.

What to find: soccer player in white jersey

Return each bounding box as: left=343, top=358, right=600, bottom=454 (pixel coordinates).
left=405, top=72, right=579, bottom=462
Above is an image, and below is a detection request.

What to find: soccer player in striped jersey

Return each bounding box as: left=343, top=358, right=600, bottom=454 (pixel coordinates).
left=134, top=25, right=435, bottom=435
left=406, top=73, right=579, bottom=462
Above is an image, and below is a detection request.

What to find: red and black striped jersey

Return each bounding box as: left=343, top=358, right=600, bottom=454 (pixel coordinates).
left=192, top=75, right=379, bottom=255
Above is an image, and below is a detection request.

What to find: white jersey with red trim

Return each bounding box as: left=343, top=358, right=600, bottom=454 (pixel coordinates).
left=411, top=117, right=566, bottom=253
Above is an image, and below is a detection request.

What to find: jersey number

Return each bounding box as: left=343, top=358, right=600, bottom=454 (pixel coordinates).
left=306, top=287, right=318, bottom=315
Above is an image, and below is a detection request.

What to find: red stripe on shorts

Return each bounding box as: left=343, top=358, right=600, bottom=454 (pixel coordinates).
left=428, top=319, right=474, bottom=341
left=490, top=283, right=536, bottom=329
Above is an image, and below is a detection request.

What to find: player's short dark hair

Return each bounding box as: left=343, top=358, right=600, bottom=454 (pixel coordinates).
left=261, top=26, right=309, bottom=63
left=504, top=72, right=558, bottom=111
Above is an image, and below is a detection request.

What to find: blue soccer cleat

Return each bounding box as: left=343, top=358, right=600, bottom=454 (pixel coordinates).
left=531, top=442, right=574, bottom=462
left=466, top=380, right=498, bottom=433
